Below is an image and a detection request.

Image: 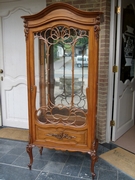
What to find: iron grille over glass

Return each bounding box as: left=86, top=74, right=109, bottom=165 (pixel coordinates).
left=34, top=25, right=89, bottom=126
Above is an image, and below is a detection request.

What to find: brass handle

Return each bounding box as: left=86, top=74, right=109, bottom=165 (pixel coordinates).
left=0, top=69, right=3, bottom=73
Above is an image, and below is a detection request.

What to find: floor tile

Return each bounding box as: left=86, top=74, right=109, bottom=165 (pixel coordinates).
left=0, top=138, right=134, bottom=180
left=55, top=149, right=70, bottom=155
left=0, top=164, right=40, bottom=180
left=35, top=151, right=54, bottom=161
left=15, top=141, right=28, bottom=147
left=97, top=144, right=109, bottom=156
left=12, top=156, right=31, bottom=167
left=0, top=138, right=7, bottom=144
left=37, top=172, right=90, bottom=180
left=66, top=155, right=84, bottom=165
left=51, top=152, right=69, bottom=163
left=1, top=139, right=20, bottom=146
left=98, top=169, right=117, bottom=180
left=0, top=154, right=18, bottom=164
left=95, top=157, right=117, bottom=171
left=32, top=159, right=48, bottom=170
left=12, top=156, right=48, bottom=170
left=43, top=161, right=65, bottom=173
left=7, top=147, right=25, bottom=155
left=79, top=166, right=97, bottom=179
left=69, top=151, right=85, bottom=157
left=0, top=152, right=4, bottom=158
left=61, top=164, right=81, bottom=176
left=118, top=171, right=135, bottom=180
left=42, top=147, right=56, bottom=154
left=82, top=153, right=91, bottom=167
left=35, top=172, right=48, bottom=180
left=0, top=144, right=14, bottom=153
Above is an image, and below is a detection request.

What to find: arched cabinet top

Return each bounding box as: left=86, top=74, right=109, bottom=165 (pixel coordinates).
left=21, top=2, right=103, bottom=29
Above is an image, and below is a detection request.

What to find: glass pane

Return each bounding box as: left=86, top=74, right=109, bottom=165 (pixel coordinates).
left=34, top=26, right=89, bottom=126
left=120, top=6, right=135, bottom=82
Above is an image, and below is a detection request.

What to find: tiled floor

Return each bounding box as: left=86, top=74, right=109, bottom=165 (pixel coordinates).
left=0, top=138, right=134, bottom=180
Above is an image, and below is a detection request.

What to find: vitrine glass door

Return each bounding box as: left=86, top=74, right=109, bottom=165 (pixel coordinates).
left=34, top=25, right=89, bottom=127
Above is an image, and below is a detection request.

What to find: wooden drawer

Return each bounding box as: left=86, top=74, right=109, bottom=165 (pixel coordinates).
left=35, top=125, right=88, bottom=146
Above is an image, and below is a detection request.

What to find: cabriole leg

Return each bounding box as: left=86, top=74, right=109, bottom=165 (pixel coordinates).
left=89, top=139, right=98, bottom=180
left=26, top=144, right=34, bottom=170
left=39, top=147, right=43, bottom=155
left=91, top=152, right=98, bottom=179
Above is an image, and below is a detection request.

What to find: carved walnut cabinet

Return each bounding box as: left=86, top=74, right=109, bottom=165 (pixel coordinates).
left=21, top=3, right=103, bottom=179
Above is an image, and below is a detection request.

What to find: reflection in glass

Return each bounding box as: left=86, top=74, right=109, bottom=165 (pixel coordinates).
left=120, top=6, right=135, bottom=82
left=34, top=26, right=89, bottom=126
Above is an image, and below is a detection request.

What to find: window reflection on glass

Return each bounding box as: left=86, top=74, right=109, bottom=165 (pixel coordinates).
left=34, top=26, right=89, bottom=126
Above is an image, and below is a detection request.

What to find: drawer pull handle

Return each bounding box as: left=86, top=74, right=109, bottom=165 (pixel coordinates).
left=47, top=132, right=76, bottom=140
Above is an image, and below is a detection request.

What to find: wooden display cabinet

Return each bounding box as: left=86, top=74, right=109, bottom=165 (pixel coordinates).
left=21, top=3, right=103, bottom=179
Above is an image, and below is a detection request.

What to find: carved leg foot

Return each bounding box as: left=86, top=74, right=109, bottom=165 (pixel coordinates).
left=26, top=144, right=34, bottom=170
left=91, top=153, right=98, bottom=180
left=39, top=147, right=43, bottom=155
left=89, top=139, right=98, bottom=179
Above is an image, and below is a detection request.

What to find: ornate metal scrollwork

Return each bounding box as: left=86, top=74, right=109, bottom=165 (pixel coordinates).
left=47, top=131, right=76, bottom=140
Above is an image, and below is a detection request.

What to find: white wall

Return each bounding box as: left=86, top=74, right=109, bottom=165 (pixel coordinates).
left=0, top=0, right=46, bottom=16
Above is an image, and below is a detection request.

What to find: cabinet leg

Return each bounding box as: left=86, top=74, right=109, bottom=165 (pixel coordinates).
left=26, top=144, right=34, bottom=170
left=91, top=152, right=98, bottom=179
left=39, top=147, right=43, bottom=155
left=89, top=139, right=98, bottom=180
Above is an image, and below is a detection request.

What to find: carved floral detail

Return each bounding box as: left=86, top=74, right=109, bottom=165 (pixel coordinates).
left=47, top=132, right=76, bottom=140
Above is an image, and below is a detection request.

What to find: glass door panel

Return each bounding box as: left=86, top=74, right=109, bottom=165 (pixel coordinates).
left=120, top=6, right=135, bottom=82
left=34, top=26, right=89, bottom=126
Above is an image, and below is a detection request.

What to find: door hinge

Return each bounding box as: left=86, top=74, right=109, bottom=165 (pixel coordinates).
left=110, top=120, right=115, bottom=127
left=112, top=65, right=118, bottom=73
left=115, top=6, right=120, bottom=14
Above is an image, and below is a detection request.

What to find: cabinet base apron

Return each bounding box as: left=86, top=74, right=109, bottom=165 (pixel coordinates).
left=26, top=139, right=98, bottom=179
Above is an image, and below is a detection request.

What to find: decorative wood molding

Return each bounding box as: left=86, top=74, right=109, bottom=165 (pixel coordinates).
left=23, top=19, right=28, bottom=40
left=94, top=16, right=101, bottom=39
